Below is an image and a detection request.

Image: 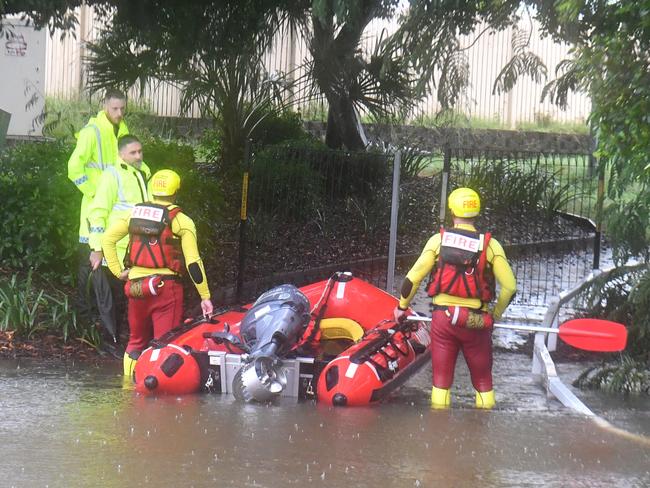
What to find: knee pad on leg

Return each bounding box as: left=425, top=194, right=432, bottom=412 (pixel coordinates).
left=475, top=389, right=495, bottom=409
left=123, top=352, right=138, bottom=379
left=431, top=386, right=451, bottom=409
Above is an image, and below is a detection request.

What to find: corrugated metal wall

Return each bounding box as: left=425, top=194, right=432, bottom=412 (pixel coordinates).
left=45, top=6, right=590, bottom=124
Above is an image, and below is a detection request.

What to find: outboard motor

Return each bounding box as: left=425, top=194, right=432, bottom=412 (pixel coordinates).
left=232, top=284, right=311, bottom=403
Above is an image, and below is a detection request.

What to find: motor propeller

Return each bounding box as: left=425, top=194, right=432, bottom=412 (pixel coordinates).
left=232, top=356, right=288, bottom=403
left=233, top=284, right=311, bottom=402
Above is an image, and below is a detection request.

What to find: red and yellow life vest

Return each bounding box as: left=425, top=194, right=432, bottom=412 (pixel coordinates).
left=125, top=203, right=184, bottom=274
left=426, top=227, right=495, bottom=303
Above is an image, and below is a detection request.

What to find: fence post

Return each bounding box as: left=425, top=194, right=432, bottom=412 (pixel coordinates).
left=438, top=145, right=451, bottom=224
left=78, top=6, right=89, bottom=93
left=0, top=109, right=10, bottom=150
left=593, top=162, right=605, bottom=270
left=236, top=141, right=251, bottom=302
left=590, top=128, right=603, bottom=270
left=386, top=151, right=401, bottom=294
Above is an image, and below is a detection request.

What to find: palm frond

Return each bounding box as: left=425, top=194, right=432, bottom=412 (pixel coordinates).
left=492, top=26, right=547, bottom=95
left=541, top=58, right=582, bottom=109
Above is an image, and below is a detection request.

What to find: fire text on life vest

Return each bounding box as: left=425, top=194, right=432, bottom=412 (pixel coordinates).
left=131, top=205, right=164, bottom=222
left=441, top=232, right=480, bottom=253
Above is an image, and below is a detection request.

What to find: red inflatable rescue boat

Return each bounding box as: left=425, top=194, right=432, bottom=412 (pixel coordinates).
left=132, top=272, right=431, bottom=406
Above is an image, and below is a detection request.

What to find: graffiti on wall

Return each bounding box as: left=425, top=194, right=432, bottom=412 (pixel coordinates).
left=4, top=32, right=28, bottom=57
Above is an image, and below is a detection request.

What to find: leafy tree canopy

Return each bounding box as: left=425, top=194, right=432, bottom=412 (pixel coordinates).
left=540, top=0, right=650, bottom=263
left=2, top=0, right=555, bottom=152
left=1, top=0, right=81, bottom=32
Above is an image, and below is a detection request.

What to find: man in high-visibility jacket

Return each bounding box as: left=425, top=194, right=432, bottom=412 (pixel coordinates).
left=394, top=188, right=517, bottom=409
left=68, top=89, right=129, bottom=342
left=86, top=134, right=151, bottom=344
left=101, top=169, right=214, bottom=377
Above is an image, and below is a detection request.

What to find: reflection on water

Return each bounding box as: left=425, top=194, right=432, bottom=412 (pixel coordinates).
left=1, top=358, right=648, bottom=488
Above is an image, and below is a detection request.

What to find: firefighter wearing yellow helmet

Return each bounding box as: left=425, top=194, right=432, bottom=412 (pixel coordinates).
left=101, top=169, right=214, bottom=377
left=394, top=187, right=516, bottom=409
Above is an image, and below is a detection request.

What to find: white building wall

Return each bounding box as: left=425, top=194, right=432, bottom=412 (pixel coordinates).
left=1, top=18, right=47, bottom=136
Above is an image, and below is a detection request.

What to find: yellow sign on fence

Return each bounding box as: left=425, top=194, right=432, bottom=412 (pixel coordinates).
left=240, top=172, right=249, bottom=221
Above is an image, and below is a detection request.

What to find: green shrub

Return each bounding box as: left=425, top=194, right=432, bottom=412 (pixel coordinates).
left=567, top=266, right=650, bottom=395
left=195, top=109, right=312, bottom=179
left=248, top=143, right=325, bottom=222
left=0, top=272, right=46, bottom=338
left=273, top=140, right=389, bottom=198
left=176, top=169, right=225, bottom=263
left=0, top=141, right=78, bottom=280
left=322, top=147, right=390, bottom=198
left=246, top=140, right=391, bottom=222
left=250, top=109, right=312, bottom=146
left=602, top=199, right=650, bottom=264
left=573, top=356, right=650, bottom=394
left=0, top=271, right=101, bottom=345
left=140, top=137, right=226, bottom=270
left=578, top=266, right=650, bottom=361
left=142, top=137, right=196, bottom=174
left=35, top=281, right=102, bottom=347
left=454, top=158, right=576, bottom=219
left=397, top=145, right=431, bottom=179
left=195, top=128, right=222, bottom=166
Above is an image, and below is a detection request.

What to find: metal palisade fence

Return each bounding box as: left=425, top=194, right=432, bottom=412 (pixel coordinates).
left=437, top=146, right=603, bottom=306
left=233, top=143, right=397, bottom=303
left=228, top=142, right=602, bottom=308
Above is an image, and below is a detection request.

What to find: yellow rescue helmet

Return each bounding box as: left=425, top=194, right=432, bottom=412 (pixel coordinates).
left=151, top=169, right=181, bottom=196
left=448, top=187, right=481, bottom=218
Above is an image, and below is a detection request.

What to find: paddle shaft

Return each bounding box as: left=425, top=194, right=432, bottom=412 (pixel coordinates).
left=407, top=315, right=554, bottom=332
left=407, top=315, right=613, bottom=339
left=407, top=316, right=610, bottom=337
left=492, top=323, right=560, bottom=334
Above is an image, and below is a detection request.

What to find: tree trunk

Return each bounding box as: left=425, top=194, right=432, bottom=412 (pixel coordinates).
left=311, top=2, right=377, bottom=151
left=325, top=96, right=367, bottom=150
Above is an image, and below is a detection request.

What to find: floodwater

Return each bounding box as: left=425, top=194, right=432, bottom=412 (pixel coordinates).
left=3, top=248, right=648, bottom=487
left=1, top=353, right=649, bottom=488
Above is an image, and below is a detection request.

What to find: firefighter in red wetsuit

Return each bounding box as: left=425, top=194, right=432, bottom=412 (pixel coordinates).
left=102, top=169, right=214, bottom=376
left=394, top=188, right=516, bottom=409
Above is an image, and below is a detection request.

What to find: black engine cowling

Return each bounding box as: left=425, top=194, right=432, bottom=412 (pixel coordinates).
left=239, top=284, right=311, bottom=360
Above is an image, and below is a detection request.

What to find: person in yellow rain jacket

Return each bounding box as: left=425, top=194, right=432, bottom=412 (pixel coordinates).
left=394, top=188, right=517, bottom=410
left=101, top=169, right=213, bottom=377
left=86, top=135, right=151, bottom=345
left=68, top=89, right=129, bottom=342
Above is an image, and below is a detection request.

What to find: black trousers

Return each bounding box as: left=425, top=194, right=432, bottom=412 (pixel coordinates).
left=76, top=243, right=125, bottom=342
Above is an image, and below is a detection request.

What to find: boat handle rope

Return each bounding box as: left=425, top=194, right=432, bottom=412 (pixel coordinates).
left=304, top=274, right=337, bottom=346
left=150, top=305, right=236, bottom=348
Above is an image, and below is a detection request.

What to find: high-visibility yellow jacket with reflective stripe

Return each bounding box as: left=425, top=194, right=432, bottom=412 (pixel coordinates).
left=87, top=158, right=151, bottom=263
left=67, top=110, right=129, bottom=243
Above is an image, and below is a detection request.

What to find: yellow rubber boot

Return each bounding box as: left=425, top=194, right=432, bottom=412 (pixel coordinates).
left=123, top=352, right=137, bottom=379
left=431, top=386, right=451, bottom=409
left=475, top=389, right=495, bottom=409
